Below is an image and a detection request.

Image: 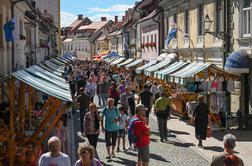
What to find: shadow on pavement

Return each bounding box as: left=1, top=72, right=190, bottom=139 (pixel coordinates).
left=166, top=140, right=195, bottom=148
left=211, top=129, right=252, bottom=142
left=169, top=129, right=190, bottom=135
left=114, top=157, right=136, bottom=165
left=203, top=146, right=224, bottom=152
left=150, top=153, right=170, bottom=163
left=150, top=138, right=158, bottom=142
left=97, top=137, right=106, bottom=143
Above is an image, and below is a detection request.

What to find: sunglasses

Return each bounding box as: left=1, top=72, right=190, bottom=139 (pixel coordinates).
left=80, top=150, right=89, bottom=155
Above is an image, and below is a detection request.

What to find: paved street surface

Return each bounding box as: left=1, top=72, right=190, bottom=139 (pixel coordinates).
left=72, top=99, right=209, bottom=166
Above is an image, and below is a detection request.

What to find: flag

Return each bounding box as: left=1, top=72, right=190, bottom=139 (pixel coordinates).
left=4, top=18, right=16, bottom=42
left=165, top=28, right=177, bottom=49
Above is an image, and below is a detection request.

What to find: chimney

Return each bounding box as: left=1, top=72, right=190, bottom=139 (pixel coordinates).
left=114, top=16, right=118, bottom=23
left=78, top=14, right=83, bottom=20
left=101, top=17, right=107, bottom=21
left=122, top=16, right=126, bottom=22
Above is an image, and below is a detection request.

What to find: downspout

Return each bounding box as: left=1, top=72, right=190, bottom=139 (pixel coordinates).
left=135, top=9, right=142, bottom=59
left=153, top=8, right=163, bottom=55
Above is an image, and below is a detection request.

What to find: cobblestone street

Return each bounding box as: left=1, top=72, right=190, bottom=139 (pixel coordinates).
left=72, top=102, right=209, bottom=166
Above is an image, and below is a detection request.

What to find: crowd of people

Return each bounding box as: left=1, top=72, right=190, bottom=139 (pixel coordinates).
left=36, top=59, right=244, bottom=166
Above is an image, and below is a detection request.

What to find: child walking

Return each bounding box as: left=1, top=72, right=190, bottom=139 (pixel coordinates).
left=117, top=106, right=128, bottom=152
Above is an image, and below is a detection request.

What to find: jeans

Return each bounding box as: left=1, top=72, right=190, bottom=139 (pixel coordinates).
left=80, top=108, right=87, bottom=133
left=101, top=93, right=108, bottom=107
left=157, top=117, right=168, bottom=139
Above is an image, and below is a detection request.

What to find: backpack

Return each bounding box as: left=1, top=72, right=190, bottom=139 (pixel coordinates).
left=127, top=117, right=140, bottom=144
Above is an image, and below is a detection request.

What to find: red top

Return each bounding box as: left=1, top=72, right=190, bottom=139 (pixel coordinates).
left=133, top=115, right=150, bottom=148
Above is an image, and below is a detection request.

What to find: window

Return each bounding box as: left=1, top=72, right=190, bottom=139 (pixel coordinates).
left=184, top=10, right=189, bottom=35
left=0, top=15, right=3, bottom=47
left=198, top=4, right=204, bottom=36
left=243, top=0, right=251, bottom=36
left=71, top=45, right=73, bottom=50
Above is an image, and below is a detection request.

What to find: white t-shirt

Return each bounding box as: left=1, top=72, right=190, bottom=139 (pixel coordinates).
left=119, top=114, right=128, bottom=129
left=38, top=152, right=71, bottom=166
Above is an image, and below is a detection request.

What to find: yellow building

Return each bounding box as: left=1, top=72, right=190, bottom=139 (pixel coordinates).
left=159, top=0, right=228, bottom=67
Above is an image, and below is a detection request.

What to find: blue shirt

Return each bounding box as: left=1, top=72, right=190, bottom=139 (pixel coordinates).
left=102, top=107, right=120, bottom=131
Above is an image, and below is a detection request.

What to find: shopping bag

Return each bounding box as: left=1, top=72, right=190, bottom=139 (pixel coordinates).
left=207, top=125, right=212, bottom=138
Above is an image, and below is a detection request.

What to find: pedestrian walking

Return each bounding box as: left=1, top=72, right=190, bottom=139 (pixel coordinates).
left=100, top=77, right=110, bottom=108
left=193, top=95, right=210, bottom=148
left=137, top=84, right=154, bottom=125
left=85, top=79, right=97, bottom=103
left=74, top=143, right=102, bottom=166
left=150, top=81, right=159, bottom=100
left=210, top=134, right=244, bottom=166
left=117, top=106, right=128, bottom=152
left=101, top=98, right=120, bottom=161
left=134, top=104, right=150, bottom=166
left=50, top=116, right=70, bottom=155
left=77, top=87, right=90, bottom=135
left=84, top=103, right=100, bottom=149
left=38, top=136, right=71, bottom=166
left=108, top=82, right=120, bottom=107
left=120, top=86, right=135, bottom=112
left=154, top=92, right=170, bottom=142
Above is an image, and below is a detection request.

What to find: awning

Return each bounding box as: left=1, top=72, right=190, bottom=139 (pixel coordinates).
left=154, top=62, right=188, bottom=79
left=44, top=60, right=65, bottom=73
left=135, top=60, right=157, bottom=74
left=169, top=63, right=209, bottom=83
left=38, top=63, right=63, bottom=77
left=225, top=51, right=250, bottom=73
left=106, top=57, right=119, bottom=63
left=25, top=67, right=69, bottom=90
left=125, top=59, right=143, bottom=69
left=144, top=60, right=172, bottom=76
left=117, top=58, right=134, bottom=68
left=102, top=51, right=119, bottom=59
left=11, top=70, right=72, bottom=102
left=157, top=53, right=168, bottom=61
left=111, top=57, right=126, bottom=65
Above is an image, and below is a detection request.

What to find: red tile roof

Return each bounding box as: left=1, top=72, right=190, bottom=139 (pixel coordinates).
left=78, top=21, right=109, bottom=31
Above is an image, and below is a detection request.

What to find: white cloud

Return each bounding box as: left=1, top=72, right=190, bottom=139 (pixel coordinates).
left=61, top=11, right=77, bottom=27
left=89, top=4, right=134, bottom=13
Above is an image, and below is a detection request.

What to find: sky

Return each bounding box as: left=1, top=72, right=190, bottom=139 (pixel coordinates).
left=61, top=0, right=140, bottom=27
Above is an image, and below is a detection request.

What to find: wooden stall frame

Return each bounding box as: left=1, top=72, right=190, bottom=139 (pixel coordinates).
left=32, top=99, right=62, bottom=139
left=37, top=103, right=69, bottom=144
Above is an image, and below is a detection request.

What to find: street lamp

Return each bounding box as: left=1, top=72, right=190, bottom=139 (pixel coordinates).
left=203, top=14, right=228, bottom=40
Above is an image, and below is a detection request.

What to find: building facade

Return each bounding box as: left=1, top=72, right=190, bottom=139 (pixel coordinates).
left=0, top=0, right=12, bottom=77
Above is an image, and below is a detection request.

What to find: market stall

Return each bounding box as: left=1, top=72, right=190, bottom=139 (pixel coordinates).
left=166, top=62, right=239, bottom=128
left=0, top=58, right=72, bottom=166
left=135, top=60, right=157, bottom=74
left=125, top=59, right=143, bottom=69
left=117, top=58, right=134, bottom=68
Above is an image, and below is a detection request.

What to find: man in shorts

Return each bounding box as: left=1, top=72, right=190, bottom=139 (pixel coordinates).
left=134, top=104, right=150, bottom=166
